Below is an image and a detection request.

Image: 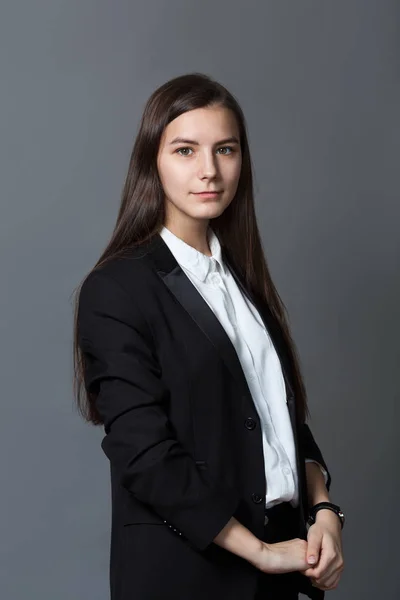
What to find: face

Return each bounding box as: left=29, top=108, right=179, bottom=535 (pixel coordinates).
left=157, top=105, right=242, bottom=229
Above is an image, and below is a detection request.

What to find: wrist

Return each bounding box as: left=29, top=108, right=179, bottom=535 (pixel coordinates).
left=249, top=541, right=270, bottom=570
left=315, top=508, right=342, bottom=526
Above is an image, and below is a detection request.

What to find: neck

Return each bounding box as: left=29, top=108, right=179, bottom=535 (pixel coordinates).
left=163, top=219, right=212, bottom=256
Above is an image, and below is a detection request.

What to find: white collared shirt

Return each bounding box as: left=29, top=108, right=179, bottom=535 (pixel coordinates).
left=160, top=225, right=328, bottom=508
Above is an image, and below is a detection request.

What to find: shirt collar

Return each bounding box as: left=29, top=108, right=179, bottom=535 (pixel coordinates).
left=159, top=225, right=226, bottom=282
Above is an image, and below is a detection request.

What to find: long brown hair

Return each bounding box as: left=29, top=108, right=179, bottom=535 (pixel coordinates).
left=72, top=72, right=310, bottom=425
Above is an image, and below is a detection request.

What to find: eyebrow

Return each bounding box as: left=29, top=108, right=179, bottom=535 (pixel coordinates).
left=168, top=136, right=240, bottom=146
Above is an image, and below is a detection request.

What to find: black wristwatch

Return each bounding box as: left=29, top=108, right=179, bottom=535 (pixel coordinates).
left=307, top=502, right=345, bottom=529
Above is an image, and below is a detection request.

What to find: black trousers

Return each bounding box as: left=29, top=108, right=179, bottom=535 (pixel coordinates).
left=254, top=502, right=303, bottom=600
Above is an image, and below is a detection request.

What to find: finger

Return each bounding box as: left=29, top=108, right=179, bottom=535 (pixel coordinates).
left=302, top=561, right=328, bottom=578
left=306, top=532, right=322, bottom=566
left=303, top=556, right=332, bottom=579
left=328, top=574, right=343, bottom=589
left=310, top=551, right=344, bottom=581
left=314, top=560, right=344, bottom=588
left=305, top=538, right=337, bottom=577
left=309, top=562, right=342, bottom=588
left=312, top=573, right=342, bottom=591
left=320, top=573, right=341, bottom=589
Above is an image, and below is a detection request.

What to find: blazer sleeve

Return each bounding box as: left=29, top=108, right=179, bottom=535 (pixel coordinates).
left=301, top=423, right=332, bottom=492
left=77, top=270, right=240, bottom=552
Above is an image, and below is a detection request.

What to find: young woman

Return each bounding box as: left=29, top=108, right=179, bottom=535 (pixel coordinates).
left=73, top=73, right=344, bottom=600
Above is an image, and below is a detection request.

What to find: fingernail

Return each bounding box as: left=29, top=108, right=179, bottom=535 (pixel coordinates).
left=308, top=556, right=316, bottom=564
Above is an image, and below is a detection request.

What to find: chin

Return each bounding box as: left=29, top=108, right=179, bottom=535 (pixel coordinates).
left=194, top=207, right=226, bottom=219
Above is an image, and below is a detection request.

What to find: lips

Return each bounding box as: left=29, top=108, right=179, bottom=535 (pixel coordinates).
left=194, top=191, right=222, bottom=195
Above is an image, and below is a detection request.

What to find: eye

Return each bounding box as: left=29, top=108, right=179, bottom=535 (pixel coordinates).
left=176, top=147, right=193, bottom=156
left=216, top=146, right=235, bottom=155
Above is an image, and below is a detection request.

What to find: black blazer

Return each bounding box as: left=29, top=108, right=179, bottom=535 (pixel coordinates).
left=77, top=233, right=331, bottom=600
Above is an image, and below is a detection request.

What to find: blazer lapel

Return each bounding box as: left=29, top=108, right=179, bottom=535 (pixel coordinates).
left=141, top=234, right=296, bottom=424
left=143, top=234, right=253, bottom=407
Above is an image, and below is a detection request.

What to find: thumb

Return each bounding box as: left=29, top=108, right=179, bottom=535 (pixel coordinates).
left=306, top=533, right=321, bottom=565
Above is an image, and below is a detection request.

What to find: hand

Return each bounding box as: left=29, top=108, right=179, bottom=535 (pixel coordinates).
left=253, top=538, right=310, bottom=574
left=300, top=510, right=345, bottom=591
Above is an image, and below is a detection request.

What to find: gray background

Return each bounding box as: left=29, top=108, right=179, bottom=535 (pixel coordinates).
left=1, top=1, right=399, bottom=598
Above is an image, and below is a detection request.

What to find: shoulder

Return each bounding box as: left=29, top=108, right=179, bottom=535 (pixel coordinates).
left=77, top=250, right=156, bottom=343
left=81, top=240, right=159, bottom=298
left=78, top=239, right=163, bottom=328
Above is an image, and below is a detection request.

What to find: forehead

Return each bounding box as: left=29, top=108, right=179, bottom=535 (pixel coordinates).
left=160, top=106, right=239, bottom=143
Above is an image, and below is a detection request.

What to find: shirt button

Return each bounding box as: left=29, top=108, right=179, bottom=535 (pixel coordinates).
left=283, top=466, right=291, bottom=475
left=252, top=493, right=264, bottom=504
left=244, top=417, right=256, bottom=430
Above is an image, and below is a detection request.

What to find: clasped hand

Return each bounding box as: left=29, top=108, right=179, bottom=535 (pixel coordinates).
left=256, top=510, right=344, bottom=592
left=300, top=510, right=344, bottom=591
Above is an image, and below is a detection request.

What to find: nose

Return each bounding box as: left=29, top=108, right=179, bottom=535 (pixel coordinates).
left=198, top=150, right=218, bottom=179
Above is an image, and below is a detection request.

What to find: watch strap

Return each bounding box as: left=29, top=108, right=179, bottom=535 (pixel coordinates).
left=308, top=501, right=344, bottom=529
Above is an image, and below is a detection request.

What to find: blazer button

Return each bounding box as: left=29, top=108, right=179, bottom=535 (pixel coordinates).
left=252, top=493, right=264, bottom=504
left=244, top=417, right=256, bottom=430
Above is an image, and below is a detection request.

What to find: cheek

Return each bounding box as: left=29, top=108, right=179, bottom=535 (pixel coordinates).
left=224, top=159, right=242, bottom=186
left=159, top=158, right=190, bottom=192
